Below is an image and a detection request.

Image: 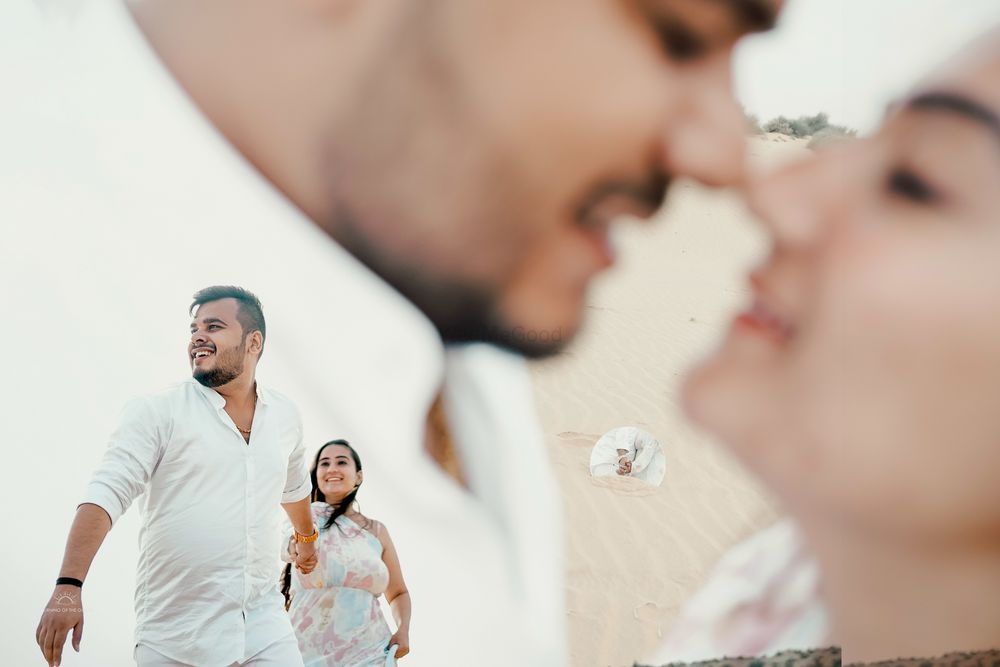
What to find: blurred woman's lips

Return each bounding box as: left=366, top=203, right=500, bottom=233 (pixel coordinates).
left=734, top=299, right=794, bottom=343
left=734, top=272, right=795, bottom=343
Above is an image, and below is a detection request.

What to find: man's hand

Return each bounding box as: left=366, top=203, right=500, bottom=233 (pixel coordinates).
left=36, top=585, right=84, bottom=667
left=616, top=456, right=632, bottom=476
left=294, top=540, right=318, bottom=574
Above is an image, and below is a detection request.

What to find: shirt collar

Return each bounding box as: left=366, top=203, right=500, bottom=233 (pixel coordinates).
left=188, top=377, right=270, bottom=410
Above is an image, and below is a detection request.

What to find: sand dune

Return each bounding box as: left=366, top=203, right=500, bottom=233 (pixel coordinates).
left=529, top=137, right=809, bottom=667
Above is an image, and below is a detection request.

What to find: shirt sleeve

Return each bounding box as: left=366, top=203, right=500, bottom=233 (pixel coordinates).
left=281, top=407, right=311, bottom=503
left=80, top=396, right=167, bottom=525
left=631, top=432, right=659, bottom=474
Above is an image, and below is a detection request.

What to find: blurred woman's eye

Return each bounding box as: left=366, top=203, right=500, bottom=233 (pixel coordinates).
left=652, top=20, right=707, bottom=62
left=887, top=167, right=940, bottom=204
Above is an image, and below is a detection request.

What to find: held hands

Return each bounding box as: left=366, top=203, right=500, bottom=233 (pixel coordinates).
left=290, top=539, right=318, bottom=575
left=616, top=456, right=632, bottom=476
left=388, top=627, right=410, bottom=659
left=36, top=585, right=84, bottom=667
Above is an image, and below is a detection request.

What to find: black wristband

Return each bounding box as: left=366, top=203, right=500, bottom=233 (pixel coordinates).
left=56, top=577, right=83, bottom=588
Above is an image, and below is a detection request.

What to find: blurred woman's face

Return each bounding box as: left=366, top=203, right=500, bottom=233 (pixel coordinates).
left=683, top=39, right=1000, bottom=546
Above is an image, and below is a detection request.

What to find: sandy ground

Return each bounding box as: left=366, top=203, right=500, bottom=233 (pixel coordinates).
left=529, top=136, right=810, bottom=667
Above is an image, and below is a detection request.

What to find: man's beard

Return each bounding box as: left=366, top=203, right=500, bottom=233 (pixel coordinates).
left=329, top=206, right=569, bottom=359
left=193, top=340, right=247, bottom=388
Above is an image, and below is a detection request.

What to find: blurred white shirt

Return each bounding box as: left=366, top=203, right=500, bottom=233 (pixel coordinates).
left=82, top=380, right=310, bottom=666
left=0, top=2, right=566, bottom=666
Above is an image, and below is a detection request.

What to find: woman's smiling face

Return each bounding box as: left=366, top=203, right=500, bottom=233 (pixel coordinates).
left=316, top=444, right=362, bottom=503
left=684, top=32, right=1000, bottom=545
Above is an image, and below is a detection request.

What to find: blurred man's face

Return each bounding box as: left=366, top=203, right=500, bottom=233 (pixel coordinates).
left=316, top=0, right=780, bottom=356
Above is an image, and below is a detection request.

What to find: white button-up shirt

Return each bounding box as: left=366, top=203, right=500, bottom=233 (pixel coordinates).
left=82, top=380, right=310, bottom=666
left=2, top=2, right=567, bottom=666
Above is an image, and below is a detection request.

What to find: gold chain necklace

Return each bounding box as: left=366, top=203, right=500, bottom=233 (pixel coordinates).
left=235, top=393, right=258, bottom=435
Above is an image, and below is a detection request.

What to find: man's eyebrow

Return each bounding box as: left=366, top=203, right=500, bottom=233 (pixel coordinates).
left=191, top=317, right=227, bottom=329
left=709, top=0, right=780, bottom=32
left=907, top=91, right=1000, bottom=144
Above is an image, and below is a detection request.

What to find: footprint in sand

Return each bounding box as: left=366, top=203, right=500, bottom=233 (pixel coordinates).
left=632, top=601, right=677, bottom=638
left=555, top=431, right=601, bottom=445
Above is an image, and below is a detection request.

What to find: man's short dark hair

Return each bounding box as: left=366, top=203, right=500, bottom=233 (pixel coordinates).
left=189, top=285, right=266, bottom=356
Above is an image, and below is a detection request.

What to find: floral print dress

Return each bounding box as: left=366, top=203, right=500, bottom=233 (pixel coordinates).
left=289, top=503, right=394, bottom=666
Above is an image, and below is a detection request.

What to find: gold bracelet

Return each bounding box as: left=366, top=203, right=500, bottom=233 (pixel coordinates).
left=294, top=527, right=318, bottom=543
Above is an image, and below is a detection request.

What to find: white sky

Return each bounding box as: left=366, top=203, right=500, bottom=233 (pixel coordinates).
left=735, top=0, right=1000, bottom=133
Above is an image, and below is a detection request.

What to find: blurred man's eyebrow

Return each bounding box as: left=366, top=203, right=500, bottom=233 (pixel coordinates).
left=710, top=0, right=779, bottom=31
left=907, top=91, right=1000, bottom=144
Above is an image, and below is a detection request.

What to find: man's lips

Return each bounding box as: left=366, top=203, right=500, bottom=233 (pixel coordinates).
left=580, top=223, right=615, bottom=269
left=191, top=347, right=215, bottom=363
left=575, top=177, right=670, bottom=270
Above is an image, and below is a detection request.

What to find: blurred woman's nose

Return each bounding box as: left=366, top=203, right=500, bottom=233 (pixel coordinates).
left=662, top=52, right=748, bottom=188
left=747, top=146, right=856, bottom=249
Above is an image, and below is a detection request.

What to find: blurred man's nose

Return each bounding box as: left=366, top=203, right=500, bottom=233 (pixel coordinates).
left=662, top=52, right=747, bottom=188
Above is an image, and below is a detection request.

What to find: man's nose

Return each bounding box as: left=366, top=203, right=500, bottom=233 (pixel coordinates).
left=662, top=52, right=748, bottom=188
left=191, top=330, right=207, bottom=346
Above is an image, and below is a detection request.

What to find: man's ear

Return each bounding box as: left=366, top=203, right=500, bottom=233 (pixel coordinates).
left=248, top=331, right=264, bottom=357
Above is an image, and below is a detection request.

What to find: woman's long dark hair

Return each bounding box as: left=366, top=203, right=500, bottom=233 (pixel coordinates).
left=281, top=439, right=363, bottom=611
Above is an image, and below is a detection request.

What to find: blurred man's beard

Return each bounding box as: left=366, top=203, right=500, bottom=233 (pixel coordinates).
left=193, top=341, right=247, bottom=387
left=329, top=207, right=571, bottom=359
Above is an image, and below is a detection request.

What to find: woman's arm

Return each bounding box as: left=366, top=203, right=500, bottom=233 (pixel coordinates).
left=378, top=522, right=411, bottom=659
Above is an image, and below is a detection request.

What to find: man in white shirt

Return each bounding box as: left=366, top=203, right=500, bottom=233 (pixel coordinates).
left=4, top=1, right=781, bottom=665
left=590, top=426, right=666, bottom=486
left=35, top=286, right=319, bottom=667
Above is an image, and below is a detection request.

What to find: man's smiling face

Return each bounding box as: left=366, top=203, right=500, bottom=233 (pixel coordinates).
left=188, top=298, right=253, bottom=388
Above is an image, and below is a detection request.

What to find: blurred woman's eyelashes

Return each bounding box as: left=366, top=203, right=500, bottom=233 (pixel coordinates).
left=887, top=167, right=940, bottom=204
left=653, top=20, right=708, bottom=62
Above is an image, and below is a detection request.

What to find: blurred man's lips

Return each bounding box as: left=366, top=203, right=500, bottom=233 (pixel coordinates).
left=585, top=226, right=615, bottom=268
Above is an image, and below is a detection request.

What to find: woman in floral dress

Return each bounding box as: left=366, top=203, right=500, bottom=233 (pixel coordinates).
left=282, top=439, right=411, bottom=666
